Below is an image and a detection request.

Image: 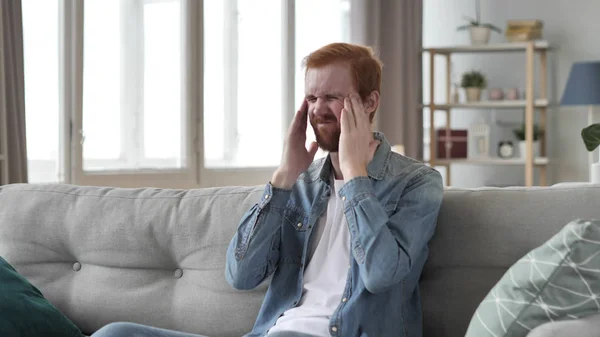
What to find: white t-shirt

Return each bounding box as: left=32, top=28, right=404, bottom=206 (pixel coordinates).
left=268, top=178, right=350, bottom=336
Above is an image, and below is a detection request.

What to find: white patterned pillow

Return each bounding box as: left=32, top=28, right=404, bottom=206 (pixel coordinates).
left=465, top=219, right=600, bottom=337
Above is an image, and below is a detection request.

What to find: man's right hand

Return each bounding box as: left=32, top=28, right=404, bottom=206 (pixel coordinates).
left=271, top=100, right=319, bottom=190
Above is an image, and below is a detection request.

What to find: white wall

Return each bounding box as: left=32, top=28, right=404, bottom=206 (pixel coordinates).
left=423, top=0, right=600, bottom=187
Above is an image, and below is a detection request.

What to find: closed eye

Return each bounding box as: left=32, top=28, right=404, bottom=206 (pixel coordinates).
left=306, top=96, right=317, bottom=103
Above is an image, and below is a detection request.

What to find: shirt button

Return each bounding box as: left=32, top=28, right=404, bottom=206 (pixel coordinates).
left=265, top=194, right=270, bottom=199
left=342, top=297, right=347, bottom=302
left=342, top=196, right=346, bottom=201
left=297, top=222, right=302, bottom=228
left=331, top=326, right=338, bottom=332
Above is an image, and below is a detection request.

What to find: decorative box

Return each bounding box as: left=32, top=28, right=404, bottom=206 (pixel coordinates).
left=436, top=129, right=468, bottom=159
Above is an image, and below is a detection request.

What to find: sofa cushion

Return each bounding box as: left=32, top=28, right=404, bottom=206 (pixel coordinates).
left=0, top=183, right=267, bottom=336
left=0, top=256, right=83, bottom=337
left=526, top=313, right=600, bottom=337
left=465, top=219, right=600, bottom=337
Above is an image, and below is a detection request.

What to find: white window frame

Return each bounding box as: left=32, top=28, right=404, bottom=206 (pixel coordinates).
left=58, top=0, right=297, bottom=188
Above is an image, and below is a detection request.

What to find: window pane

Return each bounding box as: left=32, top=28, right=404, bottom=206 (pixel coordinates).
left=83, top=0, right=121, bottom=170
left=83, top=0, right=184, bottom=171
left=235, top=0, right=282, bottom=167
left=203, top=0, right=283, bottom=168
left=142, top=1, right=184, bottom=167
left=295, top=0, right=350, bottom=157
left=202, top=0, right=225, bottom=164
left=22, top=0, right=61, bottom=183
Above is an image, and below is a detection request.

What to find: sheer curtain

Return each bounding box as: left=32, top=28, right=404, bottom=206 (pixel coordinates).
left=0, top=0, right=28, bottom=183
left=350, top=0, right=423, bottom=160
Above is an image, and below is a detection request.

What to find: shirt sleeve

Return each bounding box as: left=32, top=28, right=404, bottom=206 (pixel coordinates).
left=225, top=182, right=291, bottom=290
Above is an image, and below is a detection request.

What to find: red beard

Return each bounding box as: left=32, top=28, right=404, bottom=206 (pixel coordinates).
left=310, top=114, right=341, bottom=152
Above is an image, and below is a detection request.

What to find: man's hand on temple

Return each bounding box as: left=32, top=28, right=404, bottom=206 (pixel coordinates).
left=271, top=100, right=319, bottom=190
left=339, top=93, right=379, bottom=182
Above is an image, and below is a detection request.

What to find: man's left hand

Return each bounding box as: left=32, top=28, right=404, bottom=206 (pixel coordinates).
left=339, top=93, right=380, bottom=181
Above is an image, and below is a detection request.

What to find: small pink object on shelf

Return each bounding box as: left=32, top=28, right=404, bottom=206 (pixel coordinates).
left=488, top=88, right=504, bottom=100
left=505, top=88, right=520, bottom=100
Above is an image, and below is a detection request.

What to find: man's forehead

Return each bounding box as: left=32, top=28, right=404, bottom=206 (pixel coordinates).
left=305, top=70, right=354, bottom=96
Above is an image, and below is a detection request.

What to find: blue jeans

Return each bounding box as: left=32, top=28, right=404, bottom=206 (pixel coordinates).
left=91, top=322, right=320, bottom=337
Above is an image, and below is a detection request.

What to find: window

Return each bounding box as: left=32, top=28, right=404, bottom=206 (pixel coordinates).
left=203, top=0, right=283, bottom=168
left=22, top=0, right=351, bottom=188
left=204, top=0, right=350, bottom=168
left=295, top=0, right=350, bottom=155
left=82, top=0, right=185, bottom=171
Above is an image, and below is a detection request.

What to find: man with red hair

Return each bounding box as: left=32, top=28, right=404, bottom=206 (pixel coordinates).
left=226, top=42, right=444, bottom=337
left=92, top=43, right=443, bottom=337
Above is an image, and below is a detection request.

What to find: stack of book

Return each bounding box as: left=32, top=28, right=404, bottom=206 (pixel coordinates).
left=505, top=20, right=543, bottom=42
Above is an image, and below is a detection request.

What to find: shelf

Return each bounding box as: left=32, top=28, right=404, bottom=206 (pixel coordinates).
left=423, top=37, right=552, bottom=186
left=422, top=99, right=549, bottom=110
left=422, top=41, right=550, bottom=54
left=432, top=157, right=549, bottom=166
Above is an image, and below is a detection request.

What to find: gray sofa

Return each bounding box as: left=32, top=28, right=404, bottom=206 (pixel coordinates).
left=1, top=183, right=599, bottom=337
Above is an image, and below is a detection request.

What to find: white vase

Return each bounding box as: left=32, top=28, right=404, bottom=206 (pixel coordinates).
left=465, top=88, right=482, bottom=102
left=518, top=141, right=540, bottom=159
left=470, top=26, right=491, bottom=45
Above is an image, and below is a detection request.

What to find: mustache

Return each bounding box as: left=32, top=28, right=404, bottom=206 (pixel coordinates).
left=311, top=114, right=338, bottom=123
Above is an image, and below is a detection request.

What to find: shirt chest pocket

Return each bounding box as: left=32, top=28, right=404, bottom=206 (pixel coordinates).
left=283, top=209, right=310, bottom=232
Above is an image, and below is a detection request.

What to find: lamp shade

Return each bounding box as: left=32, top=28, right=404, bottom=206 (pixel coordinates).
left=561, top=61, right=600, bottom=105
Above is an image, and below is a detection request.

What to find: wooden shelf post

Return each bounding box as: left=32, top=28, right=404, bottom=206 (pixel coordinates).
left=539, top=50, right=548, bottom=186
left=525, top=42, right=535, bottom=187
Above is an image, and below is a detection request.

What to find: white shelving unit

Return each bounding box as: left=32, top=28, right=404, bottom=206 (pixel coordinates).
left=435, top=157, right=549, bottom=166
left=422, top=40, right=551, bottom=187
left=423, top=98, right=549, bottom=110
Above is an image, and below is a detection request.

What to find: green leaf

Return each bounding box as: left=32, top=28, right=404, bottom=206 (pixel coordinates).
left=513, top=123, right=543, bottom=141
left=456, top=16, right=481, bottom=30
left=481, top=23, right=503, bottom=33
left=460, top=70, right=487, bottom=88
left=456, top=24, right=472, bottom=31
left=581, top=124, right=600, bottom=152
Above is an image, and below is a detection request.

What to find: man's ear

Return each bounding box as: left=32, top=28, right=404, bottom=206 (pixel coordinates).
left=365, top=90, right=380, bottom=114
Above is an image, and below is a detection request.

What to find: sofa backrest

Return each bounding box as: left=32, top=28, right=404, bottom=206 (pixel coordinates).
left=0, top=183, right=265, bottom=337
left=423, top=184, right=600, bottom=337
left=1, top=183, right=599, bottom=337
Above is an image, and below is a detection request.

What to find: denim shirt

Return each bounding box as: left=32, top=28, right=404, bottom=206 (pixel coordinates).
left=226, top=132, right=444, bottom=337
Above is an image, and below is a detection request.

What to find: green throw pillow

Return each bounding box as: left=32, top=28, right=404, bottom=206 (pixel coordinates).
left=0, top=256, right=84, bottom=337
left=465, top=219, right=600, bottom=337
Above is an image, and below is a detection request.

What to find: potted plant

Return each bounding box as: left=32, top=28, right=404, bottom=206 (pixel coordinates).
left=513, top=123, right=544, bottom=159
left=456, top=0, right=502, bottom=45
left=581, top=123, right=600, bottom=183
left=461, top=70, right=487, bottom=102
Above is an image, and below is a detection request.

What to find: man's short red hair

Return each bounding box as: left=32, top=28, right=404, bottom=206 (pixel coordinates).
left=302, top=42, right=383, bottom=114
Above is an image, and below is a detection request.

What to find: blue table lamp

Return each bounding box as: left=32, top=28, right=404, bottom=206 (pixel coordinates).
left=561, top=61, right=600, bottom=182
